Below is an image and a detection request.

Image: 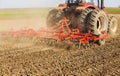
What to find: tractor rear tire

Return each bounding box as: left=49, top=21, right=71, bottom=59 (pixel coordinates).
left=108, top=16, right=118, bottom=36
left=78, top=8, right=93, bottom=32
left=47, top=9, right=64, bottom=26
left=87, top=9, right=108, bottom=45
left=87, top=9, right=108, bottom=35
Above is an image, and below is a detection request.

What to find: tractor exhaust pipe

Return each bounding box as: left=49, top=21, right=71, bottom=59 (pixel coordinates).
left=98, top=0, right=99, bottom=8
left=101, top=0, right=104, bottom=9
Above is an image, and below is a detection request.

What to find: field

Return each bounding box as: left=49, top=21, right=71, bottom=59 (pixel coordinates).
left=106, top=8, right=120, bottom=14
left=0, top=8, right=120, bottom=75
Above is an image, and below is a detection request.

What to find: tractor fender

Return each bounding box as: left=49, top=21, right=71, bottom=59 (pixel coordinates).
left=76, top=3, right=96, bottom=11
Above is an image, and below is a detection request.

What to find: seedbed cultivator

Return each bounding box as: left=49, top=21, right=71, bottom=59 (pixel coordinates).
left=2, top=17, right=108, bottom=48
left=41, top=17, right=108, bottom=48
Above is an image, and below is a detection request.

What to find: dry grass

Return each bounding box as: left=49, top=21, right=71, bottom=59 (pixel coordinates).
left=0, top=8, right=51, bottom=32
left=0, top=8, right=52, bottom=19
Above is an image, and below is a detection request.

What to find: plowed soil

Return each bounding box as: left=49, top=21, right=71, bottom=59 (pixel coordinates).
left=0, top=14, right=120, bottom=76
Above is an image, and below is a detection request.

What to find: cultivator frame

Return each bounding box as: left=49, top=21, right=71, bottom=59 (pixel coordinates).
left=3, top=17, right=108, bottom=48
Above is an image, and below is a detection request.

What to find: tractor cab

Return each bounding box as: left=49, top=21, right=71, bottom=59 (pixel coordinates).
left=66, top=0, right=104, bottom=9
left=66, top=0, right=86, bottom=4
left=66, top=0, right=86, bottom=6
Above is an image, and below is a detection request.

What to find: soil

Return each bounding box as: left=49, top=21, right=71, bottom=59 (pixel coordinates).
left=0, top=14, right=120, bottom=76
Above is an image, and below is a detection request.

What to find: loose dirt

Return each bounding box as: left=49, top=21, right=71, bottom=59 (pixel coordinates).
left=0, top=17, right=46, bottom=32
left=0, top=14, right=119, bottom=76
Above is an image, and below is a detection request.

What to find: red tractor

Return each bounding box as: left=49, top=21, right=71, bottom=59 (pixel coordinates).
left=47, top=0, right=118, bottom=45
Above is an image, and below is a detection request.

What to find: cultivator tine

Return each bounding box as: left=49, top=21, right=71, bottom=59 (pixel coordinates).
left=75, top=42, right=81, bottom=49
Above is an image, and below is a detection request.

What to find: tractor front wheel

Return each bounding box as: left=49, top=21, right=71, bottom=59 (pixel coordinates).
left=108, top=16, right=118, bottom=36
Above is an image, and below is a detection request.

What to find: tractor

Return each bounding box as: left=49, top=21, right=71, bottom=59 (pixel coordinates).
left=47, top=0, right=118, bottom=45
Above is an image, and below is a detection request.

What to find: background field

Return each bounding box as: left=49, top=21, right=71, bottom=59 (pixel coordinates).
left=0, top=8, right=51, bottom=19
left=0, top=8, right=119, bottom=32
left=0, top=8, right=120, bottom=19
left=106, top=8, right=120, bottom=14
left=0, top=8, right=51, bottom=32
left=0, top=8, right=120, bottom=75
